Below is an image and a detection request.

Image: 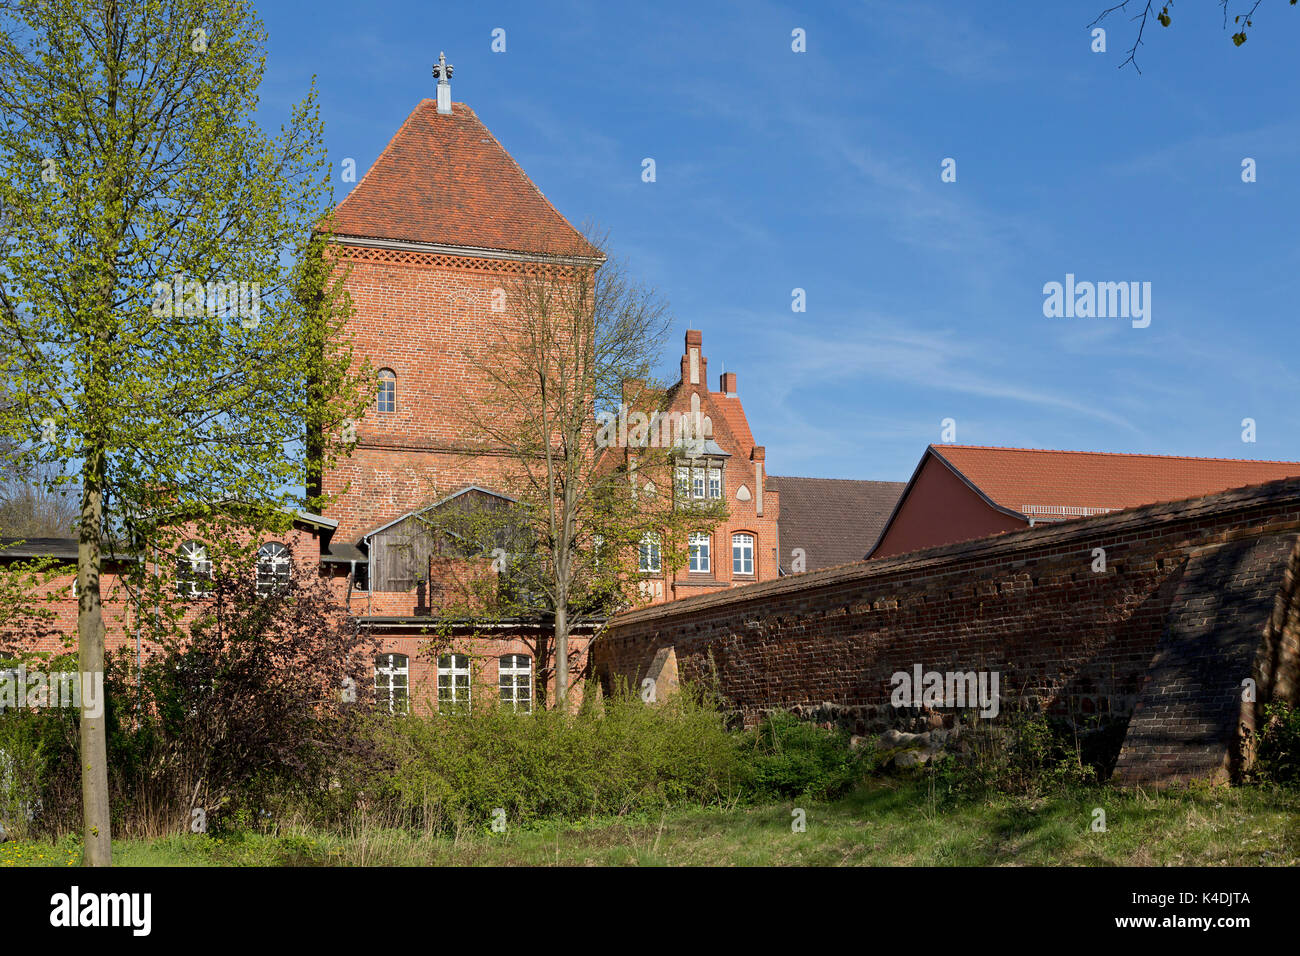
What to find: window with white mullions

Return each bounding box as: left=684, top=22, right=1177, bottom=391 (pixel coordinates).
left=377, top=368, right=396, bottom=413
left=375, top=653, right=409, bottom=714
left=732, top=533, right=754, bottom=575
left=499, top=654, right=533, bottom=713
left=256, top=542, right=290, bottom=596
left=688, top=532, right=710, bottom=573
left=638, top=533, right=661, bottom=572
left=438, top=653, right=471, bottom=709
left=176, top=540, right=212, bottom=597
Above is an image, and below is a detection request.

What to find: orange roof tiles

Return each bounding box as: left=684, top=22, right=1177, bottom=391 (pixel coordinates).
left=330, top=101, right=598, bottom=259
left=931, top=444, right=1300, bottom=515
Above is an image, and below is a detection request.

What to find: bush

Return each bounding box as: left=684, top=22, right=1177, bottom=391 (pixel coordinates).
left=922, top=707, right=1096, bottom=800
left=362, top=686, right=746, bottom=832
left=738, top=711, right=868, bottom=800
left=1254, top=701, right=1300, bottom=786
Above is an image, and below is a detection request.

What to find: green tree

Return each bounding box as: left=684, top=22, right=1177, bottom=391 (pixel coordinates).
left=0, top=0, right=366, bottom=864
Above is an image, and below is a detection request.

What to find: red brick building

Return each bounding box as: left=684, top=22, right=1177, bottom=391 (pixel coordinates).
left=603, top=330, right=782, bottom=604
left=869, top=444, right=1300, bottom=559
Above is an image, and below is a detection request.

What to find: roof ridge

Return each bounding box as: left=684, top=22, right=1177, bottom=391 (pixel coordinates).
left=931, top=444, right=1300, bottom=466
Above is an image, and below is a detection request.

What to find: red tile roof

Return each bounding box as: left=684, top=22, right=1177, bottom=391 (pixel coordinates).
left=329, top=101, right=599, bottom=258
left=931, top=444, right=1300, bottom=516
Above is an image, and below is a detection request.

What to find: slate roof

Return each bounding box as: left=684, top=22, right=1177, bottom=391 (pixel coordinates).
left=329, top=100, right=599, bottom=259
left=768, top=476, right=906, bottom=572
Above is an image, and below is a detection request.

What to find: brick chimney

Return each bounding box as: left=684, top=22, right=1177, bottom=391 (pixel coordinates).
left=720, top=372, right=737, bottom=397
left=681, top=330, right=705, bottom=386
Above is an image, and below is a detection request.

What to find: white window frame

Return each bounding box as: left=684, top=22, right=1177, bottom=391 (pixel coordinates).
left=732, top=533, right=755, bottom=576
left=375, top=653, right=409, bottom=715
left=692, top=467, right=705, bottom=499
left=689, top=532, right=711, bottom=573
left=675, top=466, right=690, bottom=498
left=708, top=467, right=722, bottom=499
left=176, top=540, right=212, bottom=598
left=639, top=534, right=661, bottom=573
left=377, top=368, right=396, bottom=413
left=256, top=542, right=291, bottom=596
left=499, top=654, right=533, bottom=713
left=438, top=653, right=471, bottom=709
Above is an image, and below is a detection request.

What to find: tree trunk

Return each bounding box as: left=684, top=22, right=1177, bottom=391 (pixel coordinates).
left=78, top=446, right=111, bottom=866
left=554, top=599, right=568, bottom=708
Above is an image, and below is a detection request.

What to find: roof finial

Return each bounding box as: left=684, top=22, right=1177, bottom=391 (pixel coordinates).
left=433, top=51, right=454, bottom=114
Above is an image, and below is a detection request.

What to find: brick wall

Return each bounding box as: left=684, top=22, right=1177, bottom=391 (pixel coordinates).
left=594, top=476, right=1300, bottom=785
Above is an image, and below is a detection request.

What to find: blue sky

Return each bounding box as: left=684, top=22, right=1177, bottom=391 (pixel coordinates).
left=258, top=0, right=1300, bottom=482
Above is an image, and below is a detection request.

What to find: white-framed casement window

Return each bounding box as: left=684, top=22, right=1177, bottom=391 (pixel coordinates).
left=688, top=532, right=711, bottom=573
left=256, top=542, right=291, bottom=596
left=176, top=540, right=212, bottom=598
left=437, top=653, right=471, bottom=709
left=708, top=467, right=722, bottom=499
left=638, top=533, right=661, bottom=573
left=674, top=466, right=690, bottom=498
left=377, top=368, right=396, bottom=413
left=499, top=654, right=533, bottom=713
left=732, top=533, right=755, bottom=576
left=692, top=467, right=706, bottom=499
left=375, top=653, right=409, bottom=714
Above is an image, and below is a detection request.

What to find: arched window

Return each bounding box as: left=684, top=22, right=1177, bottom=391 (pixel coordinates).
left=375, top=653, right=409, bottom=714
left=257, top=542, right=291, bottom=596
left=732, top=533, right=755, bottom=576
left=438, top=653, right=471, bottom=709
left=499, top=654, right=533, bottom=713
left=176, top=540, right=211, bottom=597
left=377, top=368, right=396, bottom=413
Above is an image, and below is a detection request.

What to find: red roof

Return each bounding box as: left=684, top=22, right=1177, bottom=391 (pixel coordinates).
left=931, top=444, right=1300, bottom=516
left=330, top=100, right=598, bottom=258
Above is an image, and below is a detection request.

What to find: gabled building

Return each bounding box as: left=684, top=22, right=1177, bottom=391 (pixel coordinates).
left=605, top=330, right=781, bottom=603
left=868, top=444, right=1300, bottom=559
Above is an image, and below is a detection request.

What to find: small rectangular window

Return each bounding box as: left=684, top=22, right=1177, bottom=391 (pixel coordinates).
left=375, top=653, right=410, bottom=714
left=499, top=654, right=533, bottom=713
left=733, top=533, right=755, bottom=576
left=708, top=468, right=721, bottom=499
left=689, top=532, right=710, bottom=573
left=639, top=534, right=661, bottom=573
left=437, top=653, right=471, bottom=709
left=692, top=468, right=705, bottom=499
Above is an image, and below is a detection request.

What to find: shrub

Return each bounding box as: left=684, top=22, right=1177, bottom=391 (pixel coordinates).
left=362, top=685, right=746, bottom=832
left=1254, top=701, right=1300, bottom=786
left=736, top=711, right=868, bottom=800
left=923, top=707, right=1096, bottom=800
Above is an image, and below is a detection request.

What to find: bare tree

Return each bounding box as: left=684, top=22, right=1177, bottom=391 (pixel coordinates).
left=453, top=229, right=724, bottom=707
left=1090, top=0, right=1295, bottom=72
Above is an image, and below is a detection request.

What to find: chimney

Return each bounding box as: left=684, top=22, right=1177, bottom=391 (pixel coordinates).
left=720, top=372, right=737, bottom=397
left=681, top=330, right=704, bottom=386
left=433, top=51, right=454, bottom=115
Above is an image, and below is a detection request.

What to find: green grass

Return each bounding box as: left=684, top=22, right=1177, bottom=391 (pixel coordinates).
left=4, top=780, right=1298, bottom=866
